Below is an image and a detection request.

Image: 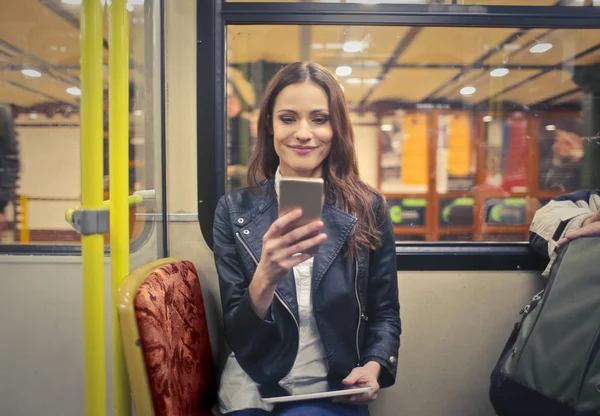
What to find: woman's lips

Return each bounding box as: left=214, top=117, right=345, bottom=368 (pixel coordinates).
left=288, top=145, right=317, bottom=155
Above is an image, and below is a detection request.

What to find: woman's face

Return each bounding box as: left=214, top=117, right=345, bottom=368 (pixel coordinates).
left=271, top=81, right=333, bottom=178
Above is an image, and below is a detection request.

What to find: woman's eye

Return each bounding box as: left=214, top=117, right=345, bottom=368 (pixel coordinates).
left=280, top=116, right=295, bottom=124
left=313, top=117, right=329, bottom=124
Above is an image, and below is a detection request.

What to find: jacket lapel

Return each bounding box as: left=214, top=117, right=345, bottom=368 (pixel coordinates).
left=312, top=203, right=357, bottom=295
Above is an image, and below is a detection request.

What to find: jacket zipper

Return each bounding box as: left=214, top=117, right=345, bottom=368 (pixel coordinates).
left=354, top=259, right=362, bottom=364
left=235, top=232, right=299, bottom=332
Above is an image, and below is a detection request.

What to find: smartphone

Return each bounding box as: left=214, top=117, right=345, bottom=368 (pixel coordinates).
left=278, top=177, right=324, bottom=255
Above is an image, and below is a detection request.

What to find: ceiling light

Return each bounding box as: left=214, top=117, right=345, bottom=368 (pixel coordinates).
left=545, top=124, right=556, bottom=131
left=530, top=43, right=553, bottom=54
left=381, top=124, right=393, bottom=132
left=343, top=41, right=364, bottom=53
left=365, top=78, right=379, bottom=85
left=134, top=110, right=143, bottom=116
left=483, top=115, right=493, bottom=123
left=460, top=86, right=476, bottom=96
left=311, top=44, right=323, bottom=50
left=336, top=66, right=352, bottom=77
left=490, top=68, right=509, bottom=77
left=67, top=87, right=81, bottom=96
left=325, top=43, right=343, bottom=50
left=21, top=69, right=42, bottom=78
left=346, top=78, right=361, bottom=85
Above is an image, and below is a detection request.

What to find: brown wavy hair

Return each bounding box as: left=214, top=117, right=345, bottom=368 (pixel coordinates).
left=247, top=62, right=384, bottom=258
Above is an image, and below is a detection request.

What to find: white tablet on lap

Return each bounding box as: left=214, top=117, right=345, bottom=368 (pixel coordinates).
left=259, top=379, right=372, bottom=404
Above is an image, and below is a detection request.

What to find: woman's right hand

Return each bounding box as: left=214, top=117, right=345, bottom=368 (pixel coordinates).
left=249, top=209, right=326, bottom=319
left=254, top=209, right=327, bottom=286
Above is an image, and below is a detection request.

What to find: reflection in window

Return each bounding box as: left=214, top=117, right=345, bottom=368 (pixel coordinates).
left=225, top=25, right=600, bottom=242
left=0, top=1, right=152, bottom=246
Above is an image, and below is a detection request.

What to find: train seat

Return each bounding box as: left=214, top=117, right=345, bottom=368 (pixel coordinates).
left=118, top=258, right=218, bottom=415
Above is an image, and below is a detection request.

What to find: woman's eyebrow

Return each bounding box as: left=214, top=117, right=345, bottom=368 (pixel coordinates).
left=275, top=108, right=329, bottom=114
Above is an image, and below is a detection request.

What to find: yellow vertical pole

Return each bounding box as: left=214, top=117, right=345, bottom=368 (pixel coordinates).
left=109, top=0, right=132, bottom=414
left=19, top=195, right=29, bottom=244
left=80, top=0, right=106, bottom=415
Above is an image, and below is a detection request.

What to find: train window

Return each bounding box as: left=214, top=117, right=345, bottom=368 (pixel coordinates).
left=0, top=1, right=156, bottom=250
left=224, top=24, right=600, bottom=243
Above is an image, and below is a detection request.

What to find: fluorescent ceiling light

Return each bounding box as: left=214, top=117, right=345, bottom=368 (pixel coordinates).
left=346, top=78, right=361, bottom=85
left=67, top=87, right=81, bottom=96
left=343, top=41, right=364, bottom=53
left=460, top=86, right=476, bottom=96
left=365, top=78, right=379, bottom=85
left=134, top=110, right=143, bottom=116
left=483, top=116, right=493, bottom=123
left=21, top=69, right=42, bottom=78
left=545, top=124, right=556, bottom=131
left=381, top=124, right=393, bottom=132
left=490, top=68, right=509, bottom=77
left=336, top=66, right=352, bottom=77
left=311, top=44, right=324, bottom=50
left=530, top=43, right=553, bottom=54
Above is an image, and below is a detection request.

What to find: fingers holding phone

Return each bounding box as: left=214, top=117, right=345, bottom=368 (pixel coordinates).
left=256, top=209, right=327, bottom=287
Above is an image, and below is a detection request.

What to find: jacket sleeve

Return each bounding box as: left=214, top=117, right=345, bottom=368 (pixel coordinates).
left=212, top=195, right=283, bottom=380
left=360, top=200, right=401, bottom=388
left=529, top=189, right=599, bottom=277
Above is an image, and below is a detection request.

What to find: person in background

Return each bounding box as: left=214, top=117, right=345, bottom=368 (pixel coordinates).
left=213, top=62, right=401, bottom=415
left=0, top=104, right=20, bottom=233
left=529, top=189, right=600, bottom=276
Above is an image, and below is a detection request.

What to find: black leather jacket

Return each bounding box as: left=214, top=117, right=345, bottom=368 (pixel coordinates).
left=213, top=178, right=401, bottom=388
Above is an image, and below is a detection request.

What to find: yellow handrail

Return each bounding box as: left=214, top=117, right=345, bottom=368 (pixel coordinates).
left=109, top=0, right=132, bottom=414
left=80, top=0, right=106, bottom=414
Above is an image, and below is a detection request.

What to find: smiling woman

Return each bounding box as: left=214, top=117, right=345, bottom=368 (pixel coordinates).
left=213, top=61, right=401, bottom=416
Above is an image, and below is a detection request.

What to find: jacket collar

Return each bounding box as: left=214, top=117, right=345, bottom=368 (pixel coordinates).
left=236, top=177, right=357, bottom=320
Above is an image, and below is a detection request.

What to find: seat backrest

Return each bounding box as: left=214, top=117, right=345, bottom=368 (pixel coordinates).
left=118, top=258, right=217, bottom=416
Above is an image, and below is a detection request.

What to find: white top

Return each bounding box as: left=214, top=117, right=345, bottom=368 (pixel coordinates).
left=218, top=169, right=329, bottom=414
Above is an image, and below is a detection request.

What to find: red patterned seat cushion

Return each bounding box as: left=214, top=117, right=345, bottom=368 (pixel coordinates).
left=134, top=260, right=217, bottom=416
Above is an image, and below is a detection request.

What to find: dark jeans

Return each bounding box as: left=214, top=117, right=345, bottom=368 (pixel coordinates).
left=228, top=401, right=369, bottom=416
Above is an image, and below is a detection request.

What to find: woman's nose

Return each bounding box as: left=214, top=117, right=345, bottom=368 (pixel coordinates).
left=295, top=120, right=312, bottom=140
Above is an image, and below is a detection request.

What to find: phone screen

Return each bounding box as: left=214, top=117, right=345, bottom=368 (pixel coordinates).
left=278, top=177, right=324, bottom=254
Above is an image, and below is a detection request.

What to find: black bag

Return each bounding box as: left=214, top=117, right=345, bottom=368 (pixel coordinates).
left=490, top=236, right=600, bottom=416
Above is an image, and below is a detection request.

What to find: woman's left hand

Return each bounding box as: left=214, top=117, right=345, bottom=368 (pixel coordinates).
left=334, top=361, right=381, bottom=404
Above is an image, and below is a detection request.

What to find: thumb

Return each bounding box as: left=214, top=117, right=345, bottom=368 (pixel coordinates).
left=343, top=369, right=360, bottom=385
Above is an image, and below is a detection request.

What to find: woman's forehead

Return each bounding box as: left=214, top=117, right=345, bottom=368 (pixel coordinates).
left=274, top=82, right=329, bottom=111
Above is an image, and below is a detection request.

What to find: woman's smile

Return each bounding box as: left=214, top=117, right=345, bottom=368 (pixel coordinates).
left=287, top=144, right=318, bottom=155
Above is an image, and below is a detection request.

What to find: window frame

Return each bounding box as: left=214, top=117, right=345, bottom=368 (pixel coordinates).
left=197, top=1, right=600, bottom=271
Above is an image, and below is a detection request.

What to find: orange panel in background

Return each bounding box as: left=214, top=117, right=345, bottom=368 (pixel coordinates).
left=401, top=113, right=428, bottom=186
left=447, top=114, right=472, bottom=177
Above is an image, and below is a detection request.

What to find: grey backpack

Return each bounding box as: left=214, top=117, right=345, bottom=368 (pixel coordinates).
left=490, top=236, right=600, bottom=416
